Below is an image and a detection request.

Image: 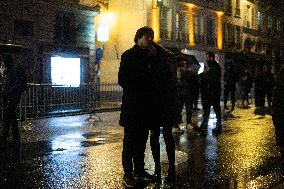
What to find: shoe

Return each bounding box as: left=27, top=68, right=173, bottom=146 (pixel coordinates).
left=134, top=170, right=155, bottom=181
left=212, top=127, right=222, bottom=134
left=123, top=175, right=136, bottom=188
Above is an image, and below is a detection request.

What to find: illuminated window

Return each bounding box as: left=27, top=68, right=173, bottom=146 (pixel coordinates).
left=51, top=57, right=81, bottom=87
left=258, top=11, right=263, bottom=31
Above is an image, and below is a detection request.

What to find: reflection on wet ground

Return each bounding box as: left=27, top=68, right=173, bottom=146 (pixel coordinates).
left=0, top=104, right=284, bottom=188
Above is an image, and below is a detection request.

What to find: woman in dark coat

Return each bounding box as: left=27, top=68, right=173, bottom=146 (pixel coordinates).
left=148, top=43, right=178, bottom=182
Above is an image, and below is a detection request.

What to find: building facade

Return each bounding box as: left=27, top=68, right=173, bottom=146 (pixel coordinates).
left=0, top=0, right=99, bottom=84
left=79, top=0, right=283, bottom=83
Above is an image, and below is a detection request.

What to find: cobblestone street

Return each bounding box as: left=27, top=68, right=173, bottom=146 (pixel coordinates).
left=0, top=101, right=283, bottom=188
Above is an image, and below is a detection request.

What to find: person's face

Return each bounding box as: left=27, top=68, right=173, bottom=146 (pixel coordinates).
left=137, top=34, right=153, bottom=49
left=206, top=54, right=210, bottom=62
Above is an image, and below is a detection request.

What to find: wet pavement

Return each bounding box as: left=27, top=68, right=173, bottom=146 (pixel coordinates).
left=0, top=101, right=284, bottom=188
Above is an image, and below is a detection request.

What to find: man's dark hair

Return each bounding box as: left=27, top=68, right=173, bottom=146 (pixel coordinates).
left=206, top=51, right=215, bottom=59
left=134, top=26, right=154, bottom=43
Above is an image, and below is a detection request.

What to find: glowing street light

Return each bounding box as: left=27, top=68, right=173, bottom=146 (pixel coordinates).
left=97, top=12, right=115, bottom=42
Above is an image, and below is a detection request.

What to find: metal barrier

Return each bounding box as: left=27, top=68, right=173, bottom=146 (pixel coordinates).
left=7, top=83, right=123, bottom=121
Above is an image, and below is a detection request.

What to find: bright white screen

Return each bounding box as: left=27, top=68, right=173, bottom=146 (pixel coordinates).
left=51, top=57, right=81, bottom=87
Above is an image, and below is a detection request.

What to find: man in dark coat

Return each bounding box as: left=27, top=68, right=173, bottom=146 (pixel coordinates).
left=1, top=54, right=27, bottom=146
left=118, top=27, right=160, bottom=187
left=199, top=52, right=222, bottom=134
left=177, top=58, right=195, bottom=127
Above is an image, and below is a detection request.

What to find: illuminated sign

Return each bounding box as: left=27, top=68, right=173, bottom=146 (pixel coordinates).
left=51, top=57, right=81, bottom=87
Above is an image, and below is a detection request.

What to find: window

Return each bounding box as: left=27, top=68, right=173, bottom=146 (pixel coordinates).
left=160, top=6, right=172, bottom=40
left=234, top=25, right=241, bottom=46
left=243, top=5, right=251, bottom=28
left=54, top=12, right=76, bottom=45
left=267, top=16, right=272, bottom=29
left=258, top=11, right=263, bottom=31
left=225, top=0, right=232, bottom=15
left=51, top=57, right=81, bottom=87
left=206, top=18, right=216, bottom=46
left=235, top=0, right=240, bottom=17
left=14, top=20, right=33, bottom=37
left=194, top=16, right=205, bottom=44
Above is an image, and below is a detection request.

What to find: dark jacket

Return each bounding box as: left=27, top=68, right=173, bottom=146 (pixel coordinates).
left=224, top=65, right=238, bottom=89
left=200, top=60, right=221, bottom=103
left=254, top=72, right=266, bottom=94
left=179, top=69, right=196, bottom=97
left=2, top=66, right=27, bottom=103
left=264, top=71, right=274, bottom=91
left=118, top=44, right=177, bottom=127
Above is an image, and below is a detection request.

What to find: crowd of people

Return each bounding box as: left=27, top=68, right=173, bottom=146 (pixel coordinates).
left=118, top=26, right=284, bottom=187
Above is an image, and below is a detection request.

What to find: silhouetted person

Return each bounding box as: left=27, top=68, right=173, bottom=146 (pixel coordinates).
left=199, top=52, right=222, bottom=134
left=254, top=66, right=266, bottom=112
left=240, top=69, right=253, bottom=106
left=223, top=62, right=238, bottom=111
left=264, top=65, right=274, bottom=108
left=148, top=43, right=178, bottom=183
left=272, top=65, right=284, bottom=160
left=1, top=54, right=27, bottom=146
left=118, top=27, right=159, bottom=187
left=177, top=57, right=195, bottom=128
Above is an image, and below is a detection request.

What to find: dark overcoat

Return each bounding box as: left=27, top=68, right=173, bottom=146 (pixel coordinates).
left=118, top=44, right=178, bottom=128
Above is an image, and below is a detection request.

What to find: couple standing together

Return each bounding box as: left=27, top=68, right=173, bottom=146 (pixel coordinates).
left=118, top=26, right=177, bottom=187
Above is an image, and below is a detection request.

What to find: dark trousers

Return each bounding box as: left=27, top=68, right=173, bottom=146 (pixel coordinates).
left=201, top=97, right=221, bottom=129
left=2, top=98, right=21, bottom=143
left=255, top=90, right=265, bottom=108
left=224, top=85, right=236, bottom=109
left=178, top=94, right=193, bottom=124
left=150, top=125, right=175, bottom=173
left=265, top=88, right=273, bottom=107
left=192, top=90, right=199, bottom=108
left=122, top=125, right=149, bottom=176
left=242, top=89, right=250, bottom=104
